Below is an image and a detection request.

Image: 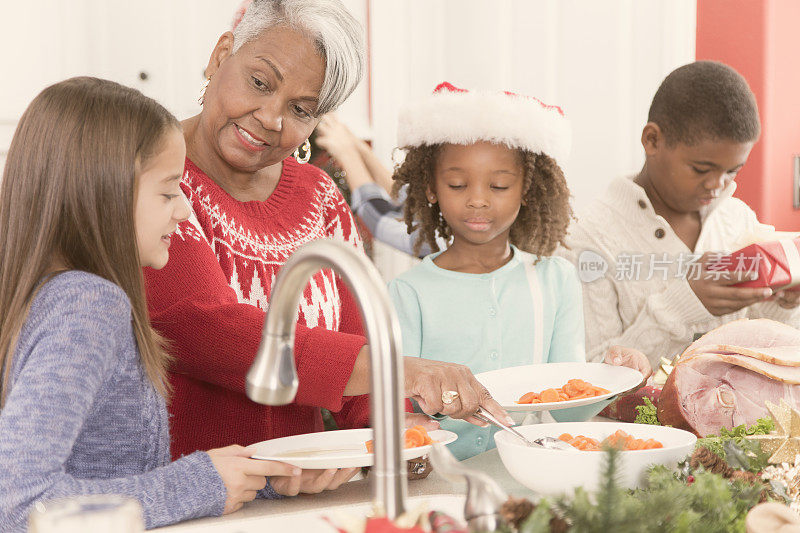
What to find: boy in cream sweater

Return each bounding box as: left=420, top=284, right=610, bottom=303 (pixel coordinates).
left=560, top=61, right=800, bottom=367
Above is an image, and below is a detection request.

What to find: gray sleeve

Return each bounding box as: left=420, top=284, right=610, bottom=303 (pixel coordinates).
left=0, top=283, right=225, bottom=531
left=257, top=478, right=284, bottom=500
left=350, top=183, right=434, bottom=257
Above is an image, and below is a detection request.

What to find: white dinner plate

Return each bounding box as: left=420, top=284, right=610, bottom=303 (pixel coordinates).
left=249, top=428, right=457, bottom=469
left=476, top=362, right=643, bottom=412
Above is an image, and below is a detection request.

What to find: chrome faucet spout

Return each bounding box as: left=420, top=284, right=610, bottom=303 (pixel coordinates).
left=246, top=239, right=407, bottom=518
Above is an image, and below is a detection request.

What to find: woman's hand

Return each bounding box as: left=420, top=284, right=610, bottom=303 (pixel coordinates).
left=603, top=345, right=652, bottom=379
left=207, top=445, right=300, bottom=515
left=269, top=467, right=360, bottom=496
left=403, top=357, right=513, bottom=427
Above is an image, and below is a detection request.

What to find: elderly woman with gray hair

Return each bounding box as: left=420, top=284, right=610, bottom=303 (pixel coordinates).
left=144, top=0, right=509, bottom=485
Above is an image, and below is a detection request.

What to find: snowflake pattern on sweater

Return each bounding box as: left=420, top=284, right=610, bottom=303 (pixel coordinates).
left=144, top=157, right=370, bottom=456
left=179, top=157, right=361, bottom=330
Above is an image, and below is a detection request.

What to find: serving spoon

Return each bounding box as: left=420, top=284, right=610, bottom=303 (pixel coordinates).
left=472, top=407, right=577, bottom=450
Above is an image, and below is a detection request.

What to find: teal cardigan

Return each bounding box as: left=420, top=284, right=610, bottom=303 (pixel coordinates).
left=388, top=246, right=586, bottom=459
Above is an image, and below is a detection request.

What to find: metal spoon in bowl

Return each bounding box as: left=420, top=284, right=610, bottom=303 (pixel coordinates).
left=472, top=408, right=577, bottom=450
left=532, top=436, right=578, bottom=451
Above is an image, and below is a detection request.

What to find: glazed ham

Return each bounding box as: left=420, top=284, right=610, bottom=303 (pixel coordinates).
left=681, top=319, right=800, bottom=360
left=658, top=319, right=800, bottom=436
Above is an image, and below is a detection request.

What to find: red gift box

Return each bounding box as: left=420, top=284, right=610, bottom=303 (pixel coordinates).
left=716, top=237, right=800, bottom=292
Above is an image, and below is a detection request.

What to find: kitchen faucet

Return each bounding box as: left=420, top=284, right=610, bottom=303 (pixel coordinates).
left=245, top=239, right=407, bottom=519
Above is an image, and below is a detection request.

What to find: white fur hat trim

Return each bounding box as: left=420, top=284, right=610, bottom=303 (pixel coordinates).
left=397, top=83, right=571, bottom=167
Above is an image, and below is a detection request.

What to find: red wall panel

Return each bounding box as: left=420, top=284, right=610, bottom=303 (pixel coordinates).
left=696, top=0, right=800, bottom=230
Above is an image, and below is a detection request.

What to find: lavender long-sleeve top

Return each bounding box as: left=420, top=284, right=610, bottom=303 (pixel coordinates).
left=0, top=271, right=227, bottom=531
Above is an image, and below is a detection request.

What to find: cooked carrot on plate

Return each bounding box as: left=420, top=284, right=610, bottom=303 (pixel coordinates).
left=516, top=379, right=610, bottom=404
left=365, top=425, right=434, bottom=453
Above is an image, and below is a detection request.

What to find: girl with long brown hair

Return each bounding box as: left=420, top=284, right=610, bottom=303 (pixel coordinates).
left=0, top=77, right=328, bottom=531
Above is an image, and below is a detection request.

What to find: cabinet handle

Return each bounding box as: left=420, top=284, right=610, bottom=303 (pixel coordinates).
left=794, top=155, right=800, bottom=209
left=139, top=71, right=149, bottom=81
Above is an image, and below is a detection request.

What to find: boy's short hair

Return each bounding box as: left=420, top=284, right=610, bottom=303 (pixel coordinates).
left=648, top=61, right=760, bottom=146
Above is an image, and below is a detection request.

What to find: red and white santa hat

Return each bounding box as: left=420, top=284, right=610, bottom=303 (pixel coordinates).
left=397, top=82, right=571, bottom=167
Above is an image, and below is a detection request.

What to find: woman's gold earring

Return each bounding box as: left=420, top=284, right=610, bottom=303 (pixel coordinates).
left=198, top=77, right=210, bottom=105
left=294, top=139, right=311, bottom=164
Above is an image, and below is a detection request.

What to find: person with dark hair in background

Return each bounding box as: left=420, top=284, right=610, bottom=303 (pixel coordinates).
left=559, top=61, right=800, bottom=368
left=315, top=113, right=446, bottom=257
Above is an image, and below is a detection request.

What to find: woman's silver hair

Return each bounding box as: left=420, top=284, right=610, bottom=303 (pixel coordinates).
left=232, top=0, right=365, bottom=115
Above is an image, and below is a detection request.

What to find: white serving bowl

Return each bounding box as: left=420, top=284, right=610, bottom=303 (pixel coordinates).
left=495, top=422, right=696, bottom=496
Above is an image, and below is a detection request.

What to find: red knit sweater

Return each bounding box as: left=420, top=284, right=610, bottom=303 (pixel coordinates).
left=144, top=157, right=370, bottom=458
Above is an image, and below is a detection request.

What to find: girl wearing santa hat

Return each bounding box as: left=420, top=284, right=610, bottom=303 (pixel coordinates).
left=388, top=83, right=650, bottom=459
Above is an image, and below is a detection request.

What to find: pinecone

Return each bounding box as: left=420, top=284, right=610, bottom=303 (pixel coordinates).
left=500, top=496, right=535, bottom=529
left=549, top=514, right=570, bottom=533
left=691, top=447, right=734, bottom=477
left=729, top=469, right=757, bottom=484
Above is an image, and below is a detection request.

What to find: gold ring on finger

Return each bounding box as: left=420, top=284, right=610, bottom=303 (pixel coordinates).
left=441, top=390, right=459, bottom=405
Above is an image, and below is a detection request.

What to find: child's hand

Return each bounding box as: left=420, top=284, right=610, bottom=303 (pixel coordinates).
left=603, top=345, right=652, bottom=379
left=687, top=252, right=773, bottom=315
left=268, top=467, right=360, bottom=497
left=207, top=445, right=300, bottom=514
left=315, top=113, right=362, bottom=163
left=774, top=289, right=800, bottom=309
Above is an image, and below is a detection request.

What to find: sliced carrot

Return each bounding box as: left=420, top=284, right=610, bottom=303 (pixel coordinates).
left=563, top=431, right=664, bottom=452
left=540, top=388, right=561, bottom=403
left=517, top=379, right=611, bottom=404
left=517, top=391, right=537, bottom=404
left=571, top=379, right=589, bottom=393
left=405, top=428, right=425, bottom=448
left=366, top=426, right=436, bottom=453
left=412, top=425, right=433, bottom=445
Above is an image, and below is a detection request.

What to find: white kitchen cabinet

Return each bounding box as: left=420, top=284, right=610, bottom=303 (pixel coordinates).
left=0, top=0, right=370, bottom=175
left=0, top=0, right=246, bottom=172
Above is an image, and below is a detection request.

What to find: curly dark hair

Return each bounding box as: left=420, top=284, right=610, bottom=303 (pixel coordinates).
left=391, top=144, right=574, bottom=259
left=648, top=61, right=760, bottom=146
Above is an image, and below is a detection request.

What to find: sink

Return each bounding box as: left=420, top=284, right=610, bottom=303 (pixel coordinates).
left=157, top=494, right=466, bottom=533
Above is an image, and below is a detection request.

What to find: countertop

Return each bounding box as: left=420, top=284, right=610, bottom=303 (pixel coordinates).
left=156, top=416, right=615, bottom=531
left=154, top=448, right=533, bottom=531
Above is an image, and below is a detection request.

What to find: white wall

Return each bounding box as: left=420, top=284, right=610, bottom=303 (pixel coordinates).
left=369, top=0, right=696, bottom=215
left=366, top=0, right=695, bottom=278
left=0, top=0, right=367, bottom=170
